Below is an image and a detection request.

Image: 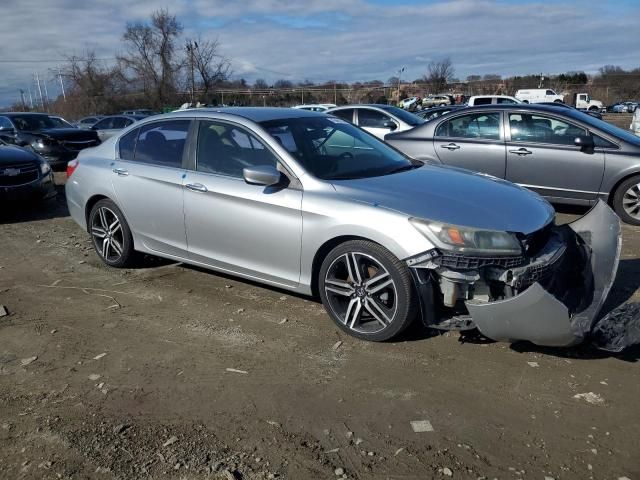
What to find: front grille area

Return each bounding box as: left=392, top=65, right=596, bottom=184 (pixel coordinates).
left=436, top=252, right=526, bottom=270
left=0, top=162, right=39, bottom=187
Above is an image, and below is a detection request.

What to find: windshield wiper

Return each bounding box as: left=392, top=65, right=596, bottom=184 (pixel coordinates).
left=385, top=163, right=421, bottom=175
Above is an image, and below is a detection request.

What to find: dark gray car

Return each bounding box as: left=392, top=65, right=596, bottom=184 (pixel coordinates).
left=385, top=104, right=640, bottom=225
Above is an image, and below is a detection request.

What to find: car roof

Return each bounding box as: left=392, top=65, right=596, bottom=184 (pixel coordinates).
left=159, top=107, right=326, bottom=122
left=1, top=112, right=49, bottom=117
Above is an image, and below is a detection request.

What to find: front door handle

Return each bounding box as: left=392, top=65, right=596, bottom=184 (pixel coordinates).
left=509, top=148, right=533, bottom=156
left=441, top=143, right=460, bottom=151
left=112, top=168, right=129, bottom=176
left=185, top=183, right=208, bottom=193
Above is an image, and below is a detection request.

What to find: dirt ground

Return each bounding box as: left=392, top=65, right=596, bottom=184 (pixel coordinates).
left=1, top=173, right=639, bottom=480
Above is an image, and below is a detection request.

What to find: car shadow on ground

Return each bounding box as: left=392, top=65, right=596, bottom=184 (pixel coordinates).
left=0, top=186, right=69, bottom=225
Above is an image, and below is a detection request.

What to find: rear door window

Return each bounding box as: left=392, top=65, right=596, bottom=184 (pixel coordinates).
left=93, top=118, right=113, bottom=130
left=119, top=128, right=140, bottom=160
left=134, top=120, right=191, bottom=167
left=330, top=109, right=355, bottom=123
left=357, top=109, right=393, bottom=128
left=436, top=112, right=501, bottom=140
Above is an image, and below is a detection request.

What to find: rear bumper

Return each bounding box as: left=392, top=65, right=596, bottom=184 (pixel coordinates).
left=411, top=201, right=621, bottom=347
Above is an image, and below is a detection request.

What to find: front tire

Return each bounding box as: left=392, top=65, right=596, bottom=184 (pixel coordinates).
left=612, top=175, right=640, bottom=226
left=88, top=199, right=137, bottom=267
left=318, top=240, right=418, bottom=341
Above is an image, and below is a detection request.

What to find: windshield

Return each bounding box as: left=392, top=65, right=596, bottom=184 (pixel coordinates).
left=260, top=116, right=416, bottom=180
left=571, top=109, right=640, bottom=145
left=9, top=114, right=56, bottom=131
left=377, top=105, right=425, bottom=126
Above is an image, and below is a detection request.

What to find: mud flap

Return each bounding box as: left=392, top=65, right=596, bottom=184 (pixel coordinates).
left=465, top=201, right=621, bottom=347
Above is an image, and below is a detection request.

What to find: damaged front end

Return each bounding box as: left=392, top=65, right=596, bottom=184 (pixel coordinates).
left=408, top=201, right=621, bottom=347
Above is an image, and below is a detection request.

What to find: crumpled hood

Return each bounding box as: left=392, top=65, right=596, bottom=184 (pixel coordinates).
left=331, top=164, right=555, bottom=234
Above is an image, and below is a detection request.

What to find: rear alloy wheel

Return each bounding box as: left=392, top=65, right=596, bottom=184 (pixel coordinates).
left=89, top=199, right=137, bottom=267
left=319, top=240, right=417, bottom=341
left=613, top=175, right=640, bottom=226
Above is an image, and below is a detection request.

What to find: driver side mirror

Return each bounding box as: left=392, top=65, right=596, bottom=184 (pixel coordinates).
left=574, top=135, right=594, bottom=149
left=243, top=165, right=282, bottom=186
left=382, top=120, right=397, bottom=131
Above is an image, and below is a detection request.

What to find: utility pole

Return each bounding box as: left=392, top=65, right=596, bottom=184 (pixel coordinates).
left=43, top=80, right=50, bottom=111
left=58, top=68, right=66, bottom=101
left=397, top=66, right=405, bottom=102
left=186, top=41, right=198, bottom=104
left=334, top=83, right=337, bottom=104
left=19, top=89, right=26, bottom=110
left=35, top=72, right=44, bottom=110
left=27, top=86, right=34, bottom=109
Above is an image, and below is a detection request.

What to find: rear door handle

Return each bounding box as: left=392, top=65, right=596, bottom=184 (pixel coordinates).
left=509, top=148, right=533, bottom=156
left=112, top=168, right=129, bottom=176
left=185, top=183, right=208, bottom=193
left=441, top=143, right=460, bottom=151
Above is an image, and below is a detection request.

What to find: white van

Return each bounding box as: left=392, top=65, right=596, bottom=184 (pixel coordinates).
left=515, top=89, right=564, bottom=103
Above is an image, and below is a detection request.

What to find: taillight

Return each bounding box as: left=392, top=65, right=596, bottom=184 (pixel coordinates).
left=67, top=158, right=79, bottom=178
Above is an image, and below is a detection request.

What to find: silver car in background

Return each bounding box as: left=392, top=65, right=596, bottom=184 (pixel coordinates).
left=327, top=104, right=424, bottom=139
left=66, top=108, right=620, bottom=347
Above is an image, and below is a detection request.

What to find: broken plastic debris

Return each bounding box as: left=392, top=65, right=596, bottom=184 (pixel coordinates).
left=88, top=374, right=101, bottom=381
left=573, top=392, right=605, bottom=405
left=162, top=436, right=178, bottom=447
left=93, top=353, right=107, bottom=360
left=20, top=356, right=38, bottom=366
left=226, top=368, right=248, bottom=374
left=590, top=302, right=640, bottom=352
left=410, top=420, right=434, bottom=433
left=323, top=448, right=340, bottom=454
left=394, top=447, right=405, bottom=456
left=332, top=340, right=343, bottom=350
left=527, top=361, right=539, bottom=368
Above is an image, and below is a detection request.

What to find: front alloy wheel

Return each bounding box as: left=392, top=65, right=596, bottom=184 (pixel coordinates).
left=319, top=240, right=417, bottom=341
left=613, top=175, right=640, bottom=226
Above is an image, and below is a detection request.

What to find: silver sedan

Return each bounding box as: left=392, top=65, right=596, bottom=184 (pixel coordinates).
left=65, top=108, right=620, bottom=346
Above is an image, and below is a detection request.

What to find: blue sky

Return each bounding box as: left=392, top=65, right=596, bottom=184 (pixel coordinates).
left=0, top=0, right=638, bottom=107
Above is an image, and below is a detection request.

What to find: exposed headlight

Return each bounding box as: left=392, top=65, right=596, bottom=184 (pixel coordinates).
left=409, top=218, right=522, bottom=255
left=31, top=137, right=56, bottom=150
left=40, top=161, right=51, bottom=175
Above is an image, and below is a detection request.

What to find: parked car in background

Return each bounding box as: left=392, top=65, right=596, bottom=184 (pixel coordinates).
left=385, top=104, right=640, bottom=225
left=623, top=101, right=638, bottom=113
left=607, top=102, right=628, bottom=113
left=467, top=95, right=521, bottom=106
left=292, top=104, right=336, bottom=112
left=326, top=104, right=424, bottom=139
left=120, top=109, right=158, bottom=117
left=537, top=102, right=603, bottom=120
left=0, top=112, right=100, bottom=169
left=65, top=107, right=620, bottom=348
left=421, top=95, right=452, bottom=108
left=415, top=105, right=465, bottom=121
left=0, top=138, right=56, bottom=204
left=631, top=107, right=640, bottom=136
left=399, top=97, right=421, bottom=110
left=48, top=115, right=76, bottom=128
left=91, top=115, right=146, bottom=141
left=74, top=116, right=104, bottom=129
left=515, top=89, right=564, bottom=103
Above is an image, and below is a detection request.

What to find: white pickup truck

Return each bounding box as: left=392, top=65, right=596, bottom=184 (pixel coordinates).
left=573, top=93, right=604, bottom=112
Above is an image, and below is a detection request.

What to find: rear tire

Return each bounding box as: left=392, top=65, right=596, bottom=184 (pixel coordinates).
left=88, top=199, right=137, bottom=267
left=318, top=240, right=418, bottom=341
left=612, top=175, right=640, bottom=226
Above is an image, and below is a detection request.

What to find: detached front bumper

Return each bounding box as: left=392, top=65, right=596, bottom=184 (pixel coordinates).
left=411, top=201, right=622, bottom=347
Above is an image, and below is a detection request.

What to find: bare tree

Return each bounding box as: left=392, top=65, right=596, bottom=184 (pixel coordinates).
left=118, top=9, right=183, bottom=107
left=253, top=78, right=269, bottom=90
left=425, top=57, right=455, bottom=92
left=186, top=36, right=231, bottom=98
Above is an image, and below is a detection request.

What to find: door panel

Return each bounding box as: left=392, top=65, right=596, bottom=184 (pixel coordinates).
left=505, top=113, right=604, bottom=201
left=432, top=111, right=506, bottom=178
left=184, top=119, right=303, bottom=287
left=111, top=161, right=188, bottom=256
